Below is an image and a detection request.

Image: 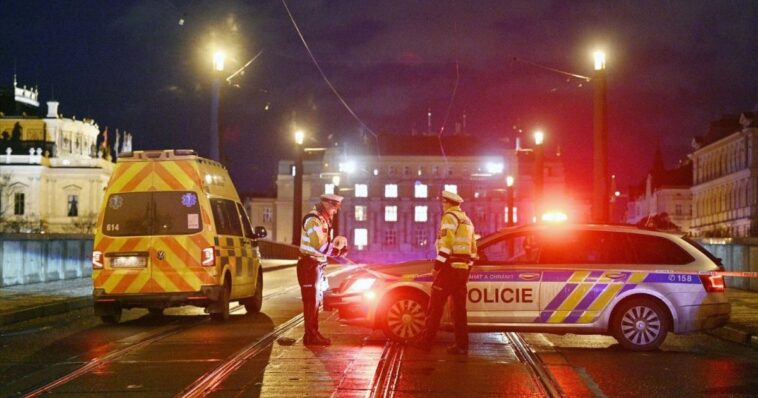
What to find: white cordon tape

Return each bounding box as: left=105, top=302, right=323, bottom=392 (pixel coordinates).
left=706, top=271, right=758, bottom=278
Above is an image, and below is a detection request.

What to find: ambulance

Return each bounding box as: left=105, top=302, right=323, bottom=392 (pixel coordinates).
left=92, top=149, right=266, bottom=323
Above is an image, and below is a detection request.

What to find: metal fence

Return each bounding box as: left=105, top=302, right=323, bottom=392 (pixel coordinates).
left=699, top=239, right=758, bottom=292
left=0, top=234, right=93, bottom=287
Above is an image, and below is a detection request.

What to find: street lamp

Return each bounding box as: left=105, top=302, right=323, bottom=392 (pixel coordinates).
left=292, top=129, right=305, bottom=246
left=592, top=50, right=609, bottom=223
left=506, top=175, right=515, bottom=227
left=533, top=130, right=545, bottom=223
left=210, top=50, right=226, bottom=163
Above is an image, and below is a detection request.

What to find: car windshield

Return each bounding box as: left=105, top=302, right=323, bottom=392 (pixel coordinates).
left=102, top=191, right=203, bottom=236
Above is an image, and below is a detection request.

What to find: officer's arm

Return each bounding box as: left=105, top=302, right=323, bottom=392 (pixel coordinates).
left=434, top=213, right=457, bottom=270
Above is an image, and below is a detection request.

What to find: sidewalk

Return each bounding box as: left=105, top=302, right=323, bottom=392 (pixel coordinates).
left=1, top=269, right=756, bottom=350
left=0, top=259, right=297, bottom=326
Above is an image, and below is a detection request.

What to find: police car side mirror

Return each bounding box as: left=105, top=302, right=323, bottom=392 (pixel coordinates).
left=253, top=226, right=267, bottom=239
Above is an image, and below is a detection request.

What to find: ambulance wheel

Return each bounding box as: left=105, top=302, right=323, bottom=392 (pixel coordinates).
left=242, top=270, right=263, bottom=315
left=380, top=289, right=428, bottom=342
left=611, top=297, right=670, bottom=351
left=210, top=278, right=231, bottom=322
left=100, top=308, right=122, bottom=324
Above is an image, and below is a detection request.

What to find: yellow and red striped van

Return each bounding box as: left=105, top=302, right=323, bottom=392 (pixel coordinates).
left=92, top=149, right=265, bottom=323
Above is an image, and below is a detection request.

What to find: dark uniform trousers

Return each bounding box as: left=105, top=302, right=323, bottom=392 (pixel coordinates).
left=297, top=256, right=324, bottom=339
left=420, top=266, right=470, bottom=349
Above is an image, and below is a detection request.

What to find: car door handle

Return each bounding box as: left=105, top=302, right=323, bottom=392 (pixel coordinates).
left=605, top=272, right=627, bottom=280
left=518, top=273, right=540, bottom=281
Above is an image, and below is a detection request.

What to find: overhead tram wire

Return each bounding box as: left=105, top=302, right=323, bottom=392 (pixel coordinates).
left=280, top=0, right=381, bottom=156
left=436, top=19, right=462, bottom=164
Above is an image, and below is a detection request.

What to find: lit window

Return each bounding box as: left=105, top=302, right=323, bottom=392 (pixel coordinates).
left=414, top=206, right=427, bottom=222
left=355, top=184, right=368, bottom=197
left=14, top=193, right=25, bottom=215
left=354, top=228, right=368, bottom=250
left=355, top=205, right=367, bottom=221
left=385, top=205, right=398, bottom=222
left=263, top=207, right=273, bottom=224
left=373, top=168, right=379, bottom=176
left=504, top=206, right=518, bottom=223
left=414, top=183, right=427, bottom=198
left=385, top=184, right=398, bottom=198
left=324, top=183, right=335, bottom=195
left=444, top=184, right=457, bottom=194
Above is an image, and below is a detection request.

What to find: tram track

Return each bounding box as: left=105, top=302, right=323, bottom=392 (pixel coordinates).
left=367, top=341, right=404, bottom=398
left=505, top=332, right=563, bottom=398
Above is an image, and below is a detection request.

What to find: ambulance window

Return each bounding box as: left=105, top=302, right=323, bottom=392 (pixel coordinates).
left=211, top=199, right=243, bottom=236
left=153, top=191, right=203, bottom=235
left=626, top=234, right=695, bottom=265
left=102, top=192, right=151, bottom=236
left=236, top=202, right=255, bottom=238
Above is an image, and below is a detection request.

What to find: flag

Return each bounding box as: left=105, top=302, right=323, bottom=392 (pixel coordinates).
left=114, top=129, right=121, bottom=160
left=101, top=127, right=110, bottom=160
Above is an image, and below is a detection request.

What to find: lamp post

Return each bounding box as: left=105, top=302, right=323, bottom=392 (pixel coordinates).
left=210, top=51, right=226, bottom=163
left=592, top=50, right=609, bottom=223
left=506, top=175, right=515, bottom=227
left=292, top=130, right=305, bottom=246
left=533, top=130, right=544, bottom=223
left=331, top=175, right=341, bottom=237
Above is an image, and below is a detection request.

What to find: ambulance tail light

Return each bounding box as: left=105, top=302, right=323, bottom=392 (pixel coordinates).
left=201, top=247, right=216, bottom=267
left=92, top=251, right=104, bottom=269
left=700, top=274, right=725, bottom=293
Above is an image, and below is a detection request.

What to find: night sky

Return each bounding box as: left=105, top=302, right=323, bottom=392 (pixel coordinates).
left=2, top=1, right=756, bottom=198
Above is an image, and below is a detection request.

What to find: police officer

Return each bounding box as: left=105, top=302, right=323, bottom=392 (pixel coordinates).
left=298, top=194, right=348, bottom=346
left=413, top=190, right=477, bottom=355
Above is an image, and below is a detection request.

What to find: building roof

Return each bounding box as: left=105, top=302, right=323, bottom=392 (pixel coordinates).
left=692, top=114, right=742, bottom=148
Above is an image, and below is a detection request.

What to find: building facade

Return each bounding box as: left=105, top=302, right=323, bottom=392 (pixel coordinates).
left=690, top=112, right=758, bottom=237
left=0, top=77, right=115, bottom=233
left=255, top=133, right=567, bottom=263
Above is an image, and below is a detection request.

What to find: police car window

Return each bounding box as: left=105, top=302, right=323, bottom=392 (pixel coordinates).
left=627, top=234, right=695, bottom=265
left=236, top=202, right=254, bottom=238
left=538, top=230, right=628, bottom=264
left=477, top=232, right=539, bottom=264
left=153, top=192, right=203, bottom=235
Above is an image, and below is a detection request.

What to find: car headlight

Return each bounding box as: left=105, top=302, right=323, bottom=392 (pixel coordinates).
left=345, top=277, right=376, bottom=293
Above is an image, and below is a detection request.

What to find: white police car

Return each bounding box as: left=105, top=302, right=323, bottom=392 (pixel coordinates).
left=324, top=224, right=731, bottom=351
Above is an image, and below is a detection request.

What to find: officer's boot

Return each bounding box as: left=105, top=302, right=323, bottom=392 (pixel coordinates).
left=304, top=334, right=331, bottom=346
left=316, top=332, right=332, bottom=345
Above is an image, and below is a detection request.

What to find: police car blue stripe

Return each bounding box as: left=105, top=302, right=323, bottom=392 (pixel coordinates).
left=544, top=283, right=578, bottom=311
left=584, top=270, right=604, bottom=283
left=563, top=283, right=608, bottom=323
left=643, top=273, right=701, bottom=284
left=619, top=284, right=636, bottom=294
left=542, top=271, right=575, bottom=282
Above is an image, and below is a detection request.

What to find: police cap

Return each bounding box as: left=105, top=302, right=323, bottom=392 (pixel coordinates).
left=441, top=190, right=463, bottom=204
left=320, top=193, right=344, bottom=206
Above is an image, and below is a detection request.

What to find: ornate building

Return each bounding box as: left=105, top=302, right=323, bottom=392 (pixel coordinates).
left=254, top=133, right=567, bottom=263
left=690, top=112, right=758, bottom=237
left=0, top=76, right=115, bottom=233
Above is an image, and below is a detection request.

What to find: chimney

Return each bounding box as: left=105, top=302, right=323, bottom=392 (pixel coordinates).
left=46, top=101, right=59, bottom=118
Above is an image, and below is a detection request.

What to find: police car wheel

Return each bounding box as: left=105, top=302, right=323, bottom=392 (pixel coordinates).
left=243, top=271, right=263, bottom=315
left=381, top=290, right=428, bottom=342
left=611, top=298, right=670, bottom=351
left=210, top=279, right=231, bottom=322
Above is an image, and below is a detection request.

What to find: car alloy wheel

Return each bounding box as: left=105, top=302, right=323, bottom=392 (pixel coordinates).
left=612, top=298, right=669, bottom=351
left=383, top=291, right=427, bottom=341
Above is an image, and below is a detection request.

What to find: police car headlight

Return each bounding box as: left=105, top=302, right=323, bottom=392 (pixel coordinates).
left=345, top=278, right=376, bottom=293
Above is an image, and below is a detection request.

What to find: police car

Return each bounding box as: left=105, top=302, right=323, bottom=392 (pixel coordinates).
left=324, top=224, right=731, bottom=351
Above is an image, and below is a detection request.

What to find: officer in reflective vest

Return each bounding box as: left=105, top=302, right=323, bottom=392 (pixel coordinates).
left=298, top=194, right=348, bottom=346
left=413, top=190, right=477, bottom=355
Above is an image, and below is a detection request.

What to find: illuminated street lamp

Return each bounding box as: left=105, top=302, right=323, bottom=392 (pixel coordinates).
left=209, top=50, right=226, bottom=163
left=506, top=175, right=515, bottom=227
left=292, top=129, right=305, bottom=246
left=592, top=50, right=609, bottom=223
left=533, top=130, right=545, bottom=222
